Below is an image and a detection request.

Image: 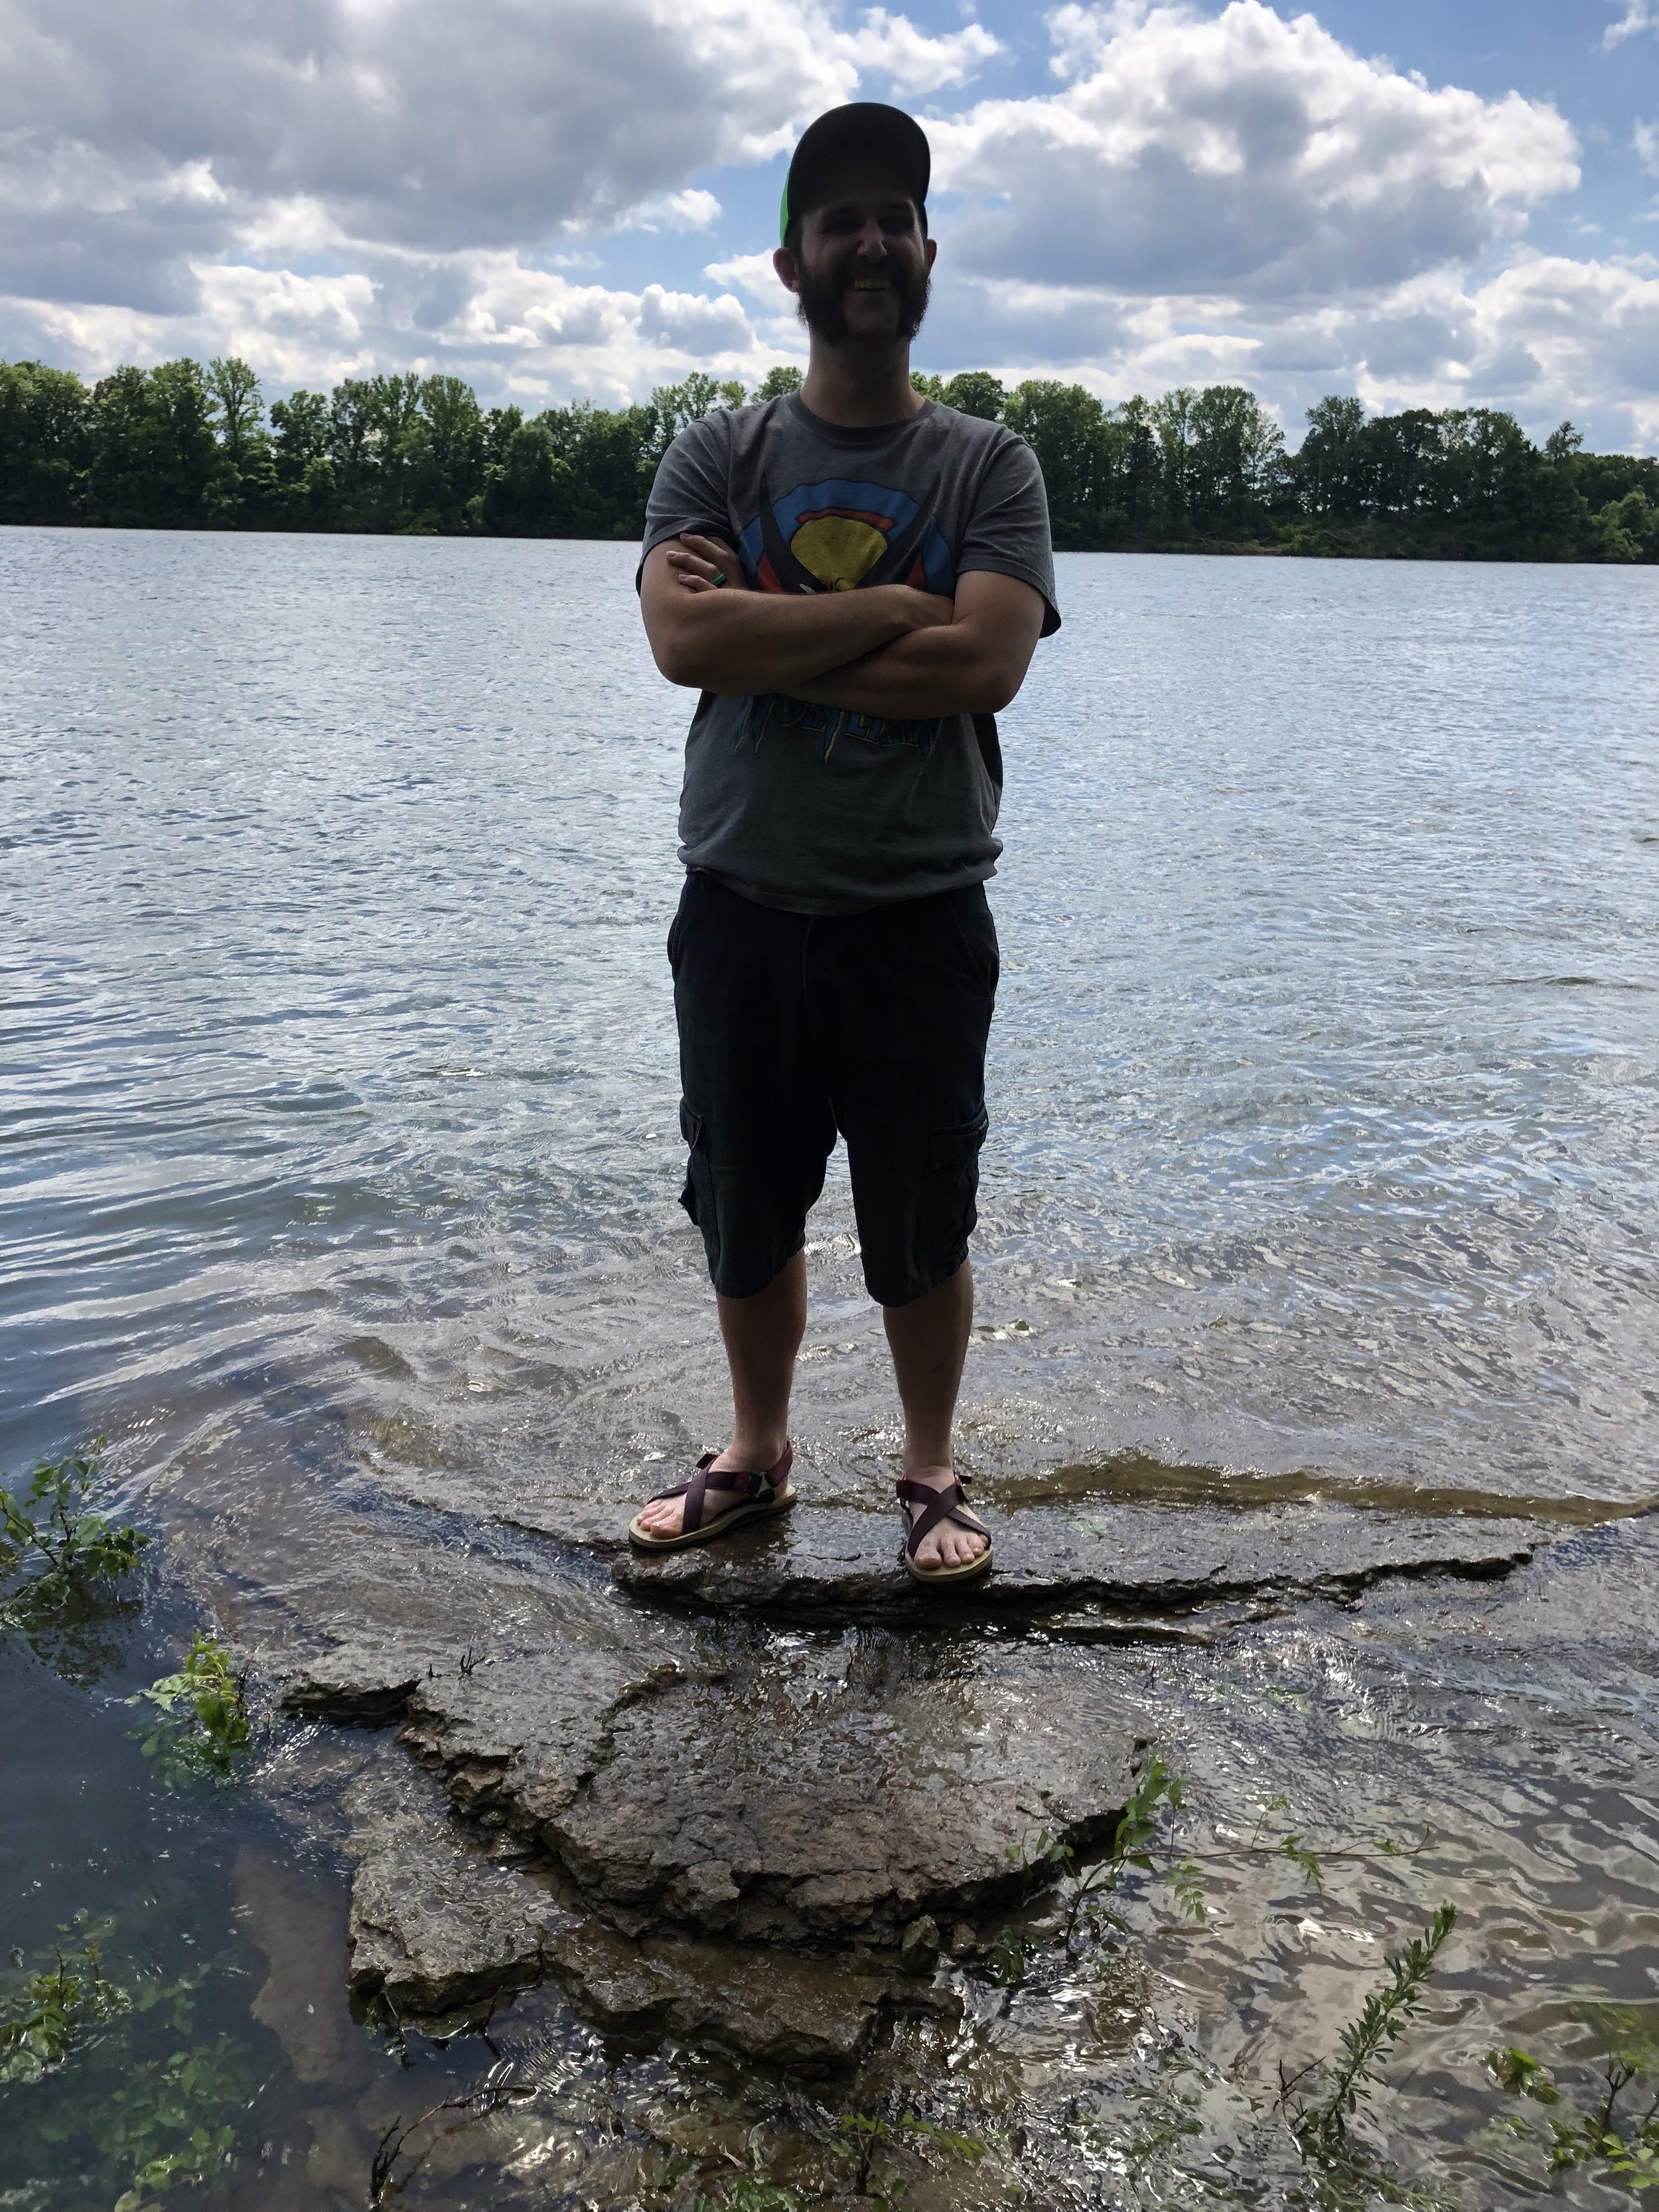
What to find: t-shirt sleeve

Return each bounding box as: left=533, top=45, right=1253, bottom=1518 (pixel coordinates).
left=636, top=417, right=732, bottom=592
left=956, top=430, right=1062, bottom=636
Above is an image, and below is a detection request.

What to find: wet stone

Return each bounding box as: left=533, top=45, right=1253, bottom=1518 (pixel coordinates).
left=609, top=1499, right=1543, bottom=1622
left=332, top=1751, right=936, bottom=2069
left=341, top=1755, right=575, bottom=2020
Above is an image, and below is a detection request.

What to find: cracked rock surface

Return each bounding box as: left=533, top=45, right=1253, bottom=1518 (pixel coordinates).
left=608, top=1498, right=1541, bottom=1619
left=194, top=1453, right=1551, bottom=2069
left=285, top=1623, right=1143, bottom=1957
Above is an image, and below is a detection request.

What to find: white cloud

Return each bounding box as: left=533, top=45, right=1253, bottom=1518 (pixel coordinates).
left=703, top=250, right=787, bottom=302
left=2, top=0, right=1654, bottom=451
left=930, top=1, right=1579, bottom=301
left=1604, top=1, right=1655, bottom=47
left=0, top=0, right=996, bottom=299
left=841, top=8, right=1000, bottom=92
left=626, top=189, right=723, bottom=234
left=0, top=250, right=777, bottom=408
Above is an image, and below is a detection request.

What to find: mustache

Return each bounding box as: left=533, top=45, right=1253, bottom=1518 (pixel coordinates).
left=796, top=257, right=932, bottom=344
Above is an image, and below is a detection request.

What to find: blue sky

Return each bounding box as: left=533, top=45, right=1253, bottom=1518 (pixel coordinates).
left=2, top=0, right=1656, bottom=447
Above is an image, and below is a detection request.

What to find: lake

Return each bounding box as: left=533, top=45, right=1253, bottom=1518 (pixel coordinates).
left=3, top=526, right=1657, bottom=2208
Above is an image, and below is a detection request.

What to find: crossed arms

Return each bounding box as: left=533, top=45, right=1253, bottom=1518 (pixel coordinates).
left=638, top=534, right=1046, bottom=720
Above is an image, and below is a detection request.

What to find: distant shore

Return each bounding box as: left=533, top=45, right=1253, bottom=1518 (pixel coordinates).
left=5, top=354, right=1656, bottom=564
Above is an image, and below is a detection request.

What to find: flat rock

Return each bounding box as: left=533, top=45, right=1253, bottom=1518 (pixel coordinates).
left=611, top=1501, right=1541, bottom=1622
left=547, top=1923, right=900, bottom=2071
left=543, top=1640, right=1141, bottom=1951
left=334, top=1753, right=920, bottom=2069
left=282, top=1627, right=1143, bottom=1958
left=342, top=1757, right=575, bottom=2018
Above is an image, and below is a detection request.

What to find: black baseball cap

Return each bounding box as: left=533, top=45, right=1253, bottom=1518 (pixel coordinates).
left=778, top=103, right=930, bottom=245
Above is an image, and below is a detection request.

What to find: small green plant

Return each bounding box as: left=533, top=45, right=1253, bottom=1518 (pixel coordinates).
left=0, top=1446, right=149, bottom=1623
left=828, top=2109, right=986, bottom=2206
left=1064, top=1747, right=1208, bottom=1945
left=2, top=1909, right=255, bottom=2205
left=1488, top=2037, right=1659, bottom=2189
left=1, top=1915, right=129, bottom=2083
left=1280, top=1903, right=1458, bottom=2154
left=127, top=1633, right=250, bottom=1783
left=987, top=1925, right=1029, bottom=1988
left=694, top=2179, right=808, bottom=2212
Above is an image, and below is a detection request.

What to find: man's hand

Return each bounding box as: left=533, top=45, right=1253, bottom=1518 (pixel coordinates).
left=787, top=568, right=1046, bottom=720
left=664, top=532, right=748, bottom=593
left=640, top=534, right=953, bottom=696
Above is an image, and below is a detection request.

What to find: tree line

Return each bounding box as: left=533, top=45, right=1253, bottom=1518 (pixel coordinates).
left=2, top=354, right=1655, bottom=561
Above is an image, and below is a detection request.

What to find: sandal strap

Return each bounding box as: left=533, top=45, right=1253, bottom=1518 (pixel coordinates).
left=896, top=1474, right=988, bottom=1560
left=647, top=1443, right=792, bottom=1534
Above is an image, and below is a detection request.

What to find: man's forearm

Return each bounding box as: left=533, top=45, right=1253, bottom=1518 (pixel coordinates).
left=651, top=583, right=942, bottom=695
left=784, top=621, right=1020, bottom=720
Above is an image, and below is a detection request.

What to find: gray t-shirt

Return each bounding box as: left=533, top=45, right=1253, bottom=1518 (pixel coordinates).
left=641, top=394, right=1059, bottom=915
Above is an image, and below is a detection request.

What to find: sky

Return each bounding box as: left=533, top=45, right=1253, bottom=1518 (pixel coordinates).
left=3, top=0, right=1657, bottom=449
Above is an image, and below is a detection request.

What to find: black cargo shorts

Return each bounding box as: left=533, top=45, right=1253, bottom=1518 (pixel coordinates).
left=668, top=869, right=998, bottom=1307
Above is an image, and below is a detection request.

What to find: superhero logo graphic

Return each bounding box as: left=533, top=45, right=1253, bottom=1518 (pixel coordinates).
left=735, top=477, right=954, bottom=758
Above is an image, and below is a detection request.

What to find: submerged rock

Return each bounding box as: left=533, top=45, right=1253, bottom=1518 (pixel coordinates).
left=336, top=1749, right=944, bottom=2067
left=342, top=1757, right=574, bottom=2019
left=610, top=1499, right=1541, bottom=1621
left=285, top=1627, right=1142, bottom=1960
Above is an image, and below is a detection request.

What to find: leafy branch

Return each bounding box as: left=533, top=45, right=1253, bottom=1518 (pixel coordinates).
left=1279, top=1903, right=1458, bottom=2154
left=1, top=1445, right=149, bottom=1623
left=1489, top=2041, right=1659, bottom=2189
left=127, top=1633, right=251, bottom=1783
left=1, top=1914, right=129, bottom=2083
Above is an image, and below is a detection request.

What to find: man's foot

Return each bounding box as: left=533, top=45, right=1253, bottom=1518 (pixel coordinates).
left=631, top=1441, right=790, bottom=1541
left=898, top=1463, right=990, bottom=1573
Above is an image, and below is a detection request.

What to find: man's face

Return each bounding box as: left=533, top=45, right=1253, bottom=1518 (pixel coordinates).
left=776, top=151, right=936, bottom=346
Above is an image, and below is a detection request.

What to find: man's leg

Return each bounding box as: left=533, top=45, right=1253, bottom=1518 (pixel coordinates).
left=883, top=1258, right=983, bottom=1570
left=634, top=875, right=830, bottom=1538
left=633, top=1252, right=806, bottom=1536
left=826, top=883, right=1000, bottom=1572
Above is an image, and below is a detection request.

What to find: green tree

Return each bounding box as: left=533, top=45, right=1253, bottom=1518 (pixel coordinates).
left=1004, top=379, right=1112, bottom=547
left=1295, top=395, right=1370, bottom=518
left=1185, top=384, right=1285, bottom=530
left=0, top=360, right=92, bottom=522
left=206, top=356, right=273, bottom=521
left=269, top=388, right=333, bottom=524
left=650, top=373, right=745, bottom=457
left=88, top=360, right=218, bottom=527
left=481, top=419, right=573, bottom=534
left=405, top=374, right=485, bottom=531
left=942, top=370, right=1005, bottom=421
left=750, top=364, right=803, bottom=402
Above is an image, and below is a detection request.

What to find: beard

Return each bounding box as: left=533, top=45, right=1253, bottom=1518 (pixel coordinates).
left=795, top=256, right=931, bottom=346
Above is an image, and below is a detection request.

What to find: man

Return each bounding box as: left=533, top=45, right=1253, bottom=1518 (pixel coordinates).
left=630, top=102, right=1058, bottom=1582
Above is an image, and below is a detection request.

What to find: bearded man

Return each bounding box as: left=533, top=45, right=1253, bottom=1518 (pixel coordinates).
left=630, top=102, right=1059, bottom=1583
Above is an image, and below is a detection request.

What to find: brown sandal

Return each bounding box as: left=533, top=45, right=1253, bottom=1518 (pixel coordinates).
left=896, top=1473, right=994, bottom=1584
left=628, top=1442, right=796, bottom=1552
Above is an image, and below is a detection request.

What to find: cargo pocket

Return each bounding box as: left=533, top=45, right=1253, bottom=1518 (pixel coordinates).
left=930, top=1106, right=989, bottom=1171
left=678, top=1098, right=705, bottom=1225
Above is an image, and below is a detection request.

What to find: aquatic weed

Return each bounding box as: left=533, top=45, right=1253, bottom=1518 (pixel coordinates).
left=0, top=1445, right=149, bottom=1625
left=828, top=2106, right=987, bottom=2206
left=0, top=1915, right=129, bottom=2083
left=1279, top=1902, right=1458, bottom=2154
left=1488, top=2028, right=1659, bottom=2191
left=127, top=1633, right=250, bottom=1784
left=1, top=1922, right=253, bottom=2209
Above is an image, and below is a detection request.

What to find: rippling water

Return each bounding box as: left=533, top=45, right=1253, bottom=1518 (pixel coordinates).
left=3, top=526, right=1658, bottom=2208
